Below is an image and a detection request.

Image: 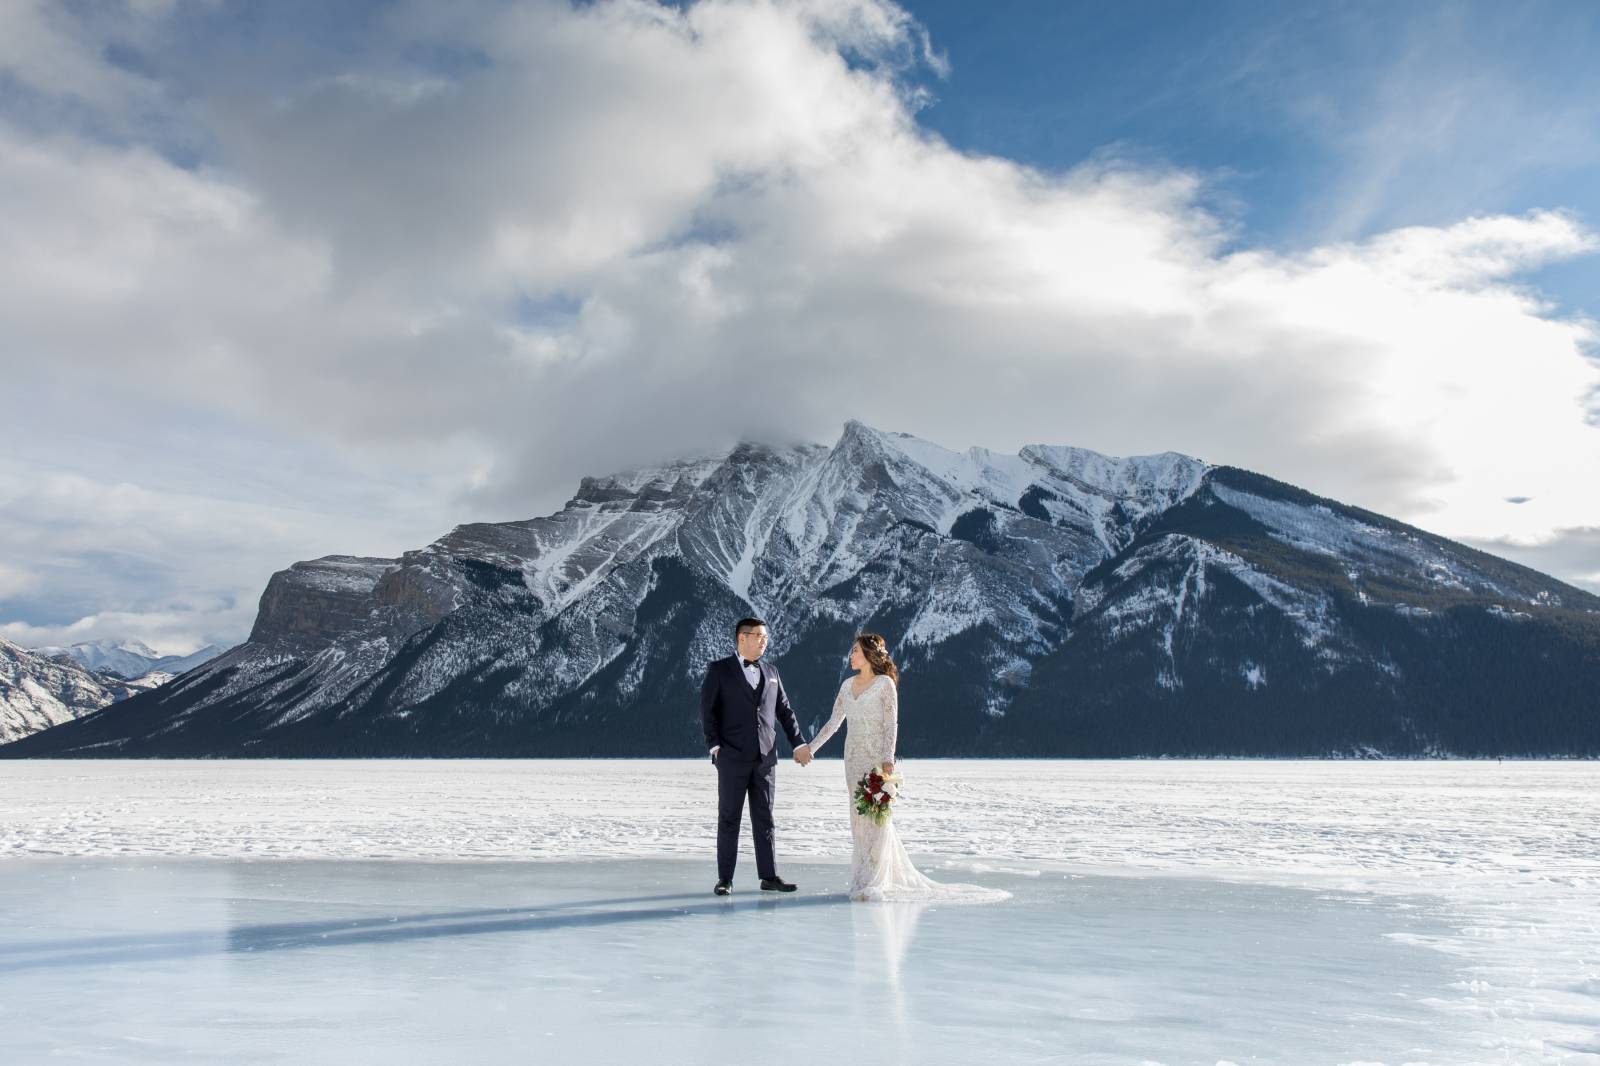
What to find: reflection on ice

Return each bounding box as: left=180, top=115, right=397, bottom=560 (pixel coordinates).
left=854, top=900, right=928, bottom=1029
left=0, top=857, right=1509, bottom=1065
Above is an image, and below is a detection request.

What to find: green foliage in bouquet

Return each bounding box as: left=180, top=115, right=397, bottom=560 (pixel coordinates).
left=852, top=764, right=902, bottom=826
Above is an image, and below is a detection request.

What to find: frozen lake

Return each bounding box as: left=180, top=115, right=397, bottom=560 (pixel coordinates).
left=2, top=760, right=1597, bottom=1064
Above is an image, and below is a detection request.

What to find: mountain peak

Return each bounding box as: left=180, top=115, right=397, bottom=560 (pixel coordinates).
left=26, top=638, right=226, bottom=681
left=836, top=418, right=931, bottom=446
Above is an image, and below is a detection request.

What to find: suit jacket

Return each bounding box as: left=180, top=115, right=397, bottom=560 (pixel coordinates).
left=700, top=655, right=806, bottom=766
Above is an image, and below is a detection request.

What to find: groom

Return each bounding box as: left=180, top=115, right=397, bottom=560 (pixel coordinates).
left=701, top=617, right=813, bottom=896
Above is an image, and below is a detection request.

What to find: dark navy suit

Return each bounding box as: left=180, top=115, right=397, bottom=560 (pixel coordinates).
left=700, top=654, right=807, bottom=882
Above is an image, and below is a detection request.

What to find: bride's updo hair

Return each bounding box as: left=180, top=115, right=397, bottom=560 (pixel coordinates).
left=854, top=632, right=899, bottom=684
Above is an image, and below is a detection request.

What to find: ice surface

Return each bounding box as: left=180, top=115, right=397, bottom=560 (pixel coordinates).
left=2, top=760, right=1597, bottom=1064
left=0, top=858, right=1498, bottom=1065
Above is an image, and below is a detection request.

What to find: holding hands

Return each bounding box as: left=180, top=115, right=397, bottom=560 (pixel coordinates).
left=793, top=743, right=813, bottom=766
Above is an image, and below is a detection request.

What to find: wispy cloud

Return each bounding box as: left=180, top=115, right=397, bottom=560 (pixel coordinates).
left=1271, top=3, right=1600, bottom=245
left=0, top=0, right=163, bottom=108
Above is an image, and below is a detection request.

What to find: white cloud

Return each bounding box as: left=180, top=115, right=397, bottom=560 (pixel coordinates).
left=0, top=0, right=1597, bottom=627
left=0, top=611, right=226, bottom=659
left=0, top=562, right=42, bottom=601
left=0, top=430, right=459, bottom=650
left=0, top=0, right=162, bottom=108
left=1464, top=528, right=1600, bottom=596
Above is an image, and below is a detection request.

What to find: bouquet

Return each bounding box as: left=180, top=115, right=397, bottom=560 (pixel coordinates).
left=852, top=763, right=902, bottom=826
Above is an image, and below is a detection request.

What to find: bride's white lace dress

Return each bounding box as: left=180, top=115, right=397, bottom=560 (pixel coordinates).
left=809, top=674, right=1009, bottom=903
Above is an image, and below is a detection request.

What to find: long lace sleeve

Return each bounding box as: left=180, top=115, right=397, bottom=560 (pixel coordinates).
left=882, top=679, right=898, bottom=762
left=808, top=683, right=848, bottom=754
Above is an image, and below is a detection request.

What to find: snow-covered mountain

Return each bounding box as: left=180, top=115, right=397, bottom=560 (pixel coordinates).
left=35, top=640, right=223, bottom=680
left=0, top=638, right=171, bottom=744
left=7, top=421, right=1599, bottom=758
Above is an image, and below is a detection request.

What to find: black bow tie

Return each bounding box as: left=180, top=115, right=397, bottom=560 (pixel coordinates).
left=742, top=658, right=760, bottom=669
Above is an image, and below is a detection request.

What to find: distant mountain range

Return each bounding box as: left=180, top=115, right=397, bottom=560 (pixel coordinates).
left=5, top=421, right=1598, bottom=758
left=34, top=639, right=222, bottom=680
left=1, top=638, right=173, bottom=744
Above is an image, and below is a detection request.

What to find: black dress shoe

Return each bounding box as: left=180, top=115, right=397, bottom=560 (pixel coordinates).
left=759, top=876, right=797, bottom=893
left=714, top=880, right=732, bottom=896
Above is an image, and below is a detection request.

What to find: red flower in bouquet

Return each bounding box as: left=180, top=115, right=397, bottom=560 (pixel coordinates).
left=852, top=762, right=904, bottom=826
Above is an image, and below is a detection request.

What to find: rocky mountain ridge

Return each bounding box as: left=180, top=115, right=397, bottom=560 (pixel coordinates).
left=1, top=637, right=171, bottom=744
left=6, top=421, right=1597, bottom=757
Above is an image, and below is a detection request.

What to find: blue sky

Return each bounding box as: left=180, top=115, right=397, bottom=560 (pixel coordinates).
left=900, top=0, right=1600, bottom=312
left=0, top=0, right=1597, bottom=651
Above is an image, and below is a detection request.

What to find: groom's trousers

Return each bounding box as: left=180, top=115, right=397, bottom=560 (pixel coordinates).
left=716, top=757, right=777, bottom=882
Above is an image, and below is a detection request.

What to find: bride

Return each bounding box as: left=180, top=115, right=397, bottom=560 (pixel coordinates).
left=807, top=633, right=1008, bottom=903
